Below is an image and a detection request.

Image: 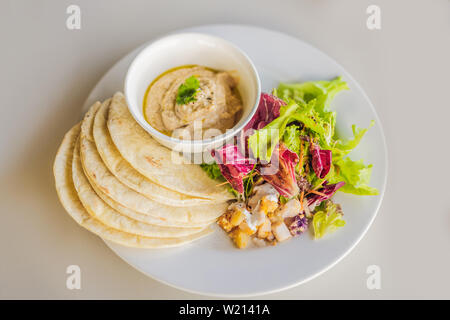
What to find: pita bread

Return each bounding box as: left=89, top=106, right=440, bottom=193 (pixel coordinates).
left=72, top=140, right=206, bottom=238
left=89, top=177, right=213, bottom=228
left=53, top=123, right=212, bottom=248
left=93, top=99, right=215, bottom=206
left=80, top=101, right=227, bottom=223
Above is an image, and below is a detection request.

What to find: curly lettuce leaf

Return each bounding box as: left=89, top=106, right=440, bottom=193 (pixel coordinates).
left=277, top=76, right=348, bottom=116
left=248, top=101, right=299, bottom=161
left=249, top=78, right=347, bottom=161
left=249, top=99, right=331, bottom=161
left=278, top=77, right=348, bottom=146
left=200, top=162, right=225, bottom=181
left=332, top=121, right=374, bottom=160
left=328, top=158, right=378, bottom=195
left=313, top=201, right=346, bottom=239
left=283, top=125, right=301, bottom=154
left=289, top=100, right=330, bottom=141
left=277, top=77, right=378, bottom=195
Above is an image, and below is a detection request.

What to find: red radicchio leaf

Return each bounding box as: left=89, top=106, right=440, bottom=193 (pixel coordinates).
left=307, top=181, right=345, bottom=208
left=239, top=93, right=285, bottom=156
left=258, top=143, right=300, bottom=198
left=311, top=143, right=332, bottom=179
left=245, top=93, right=284, bottom=131
left=212, top=144, right=254, bottom=194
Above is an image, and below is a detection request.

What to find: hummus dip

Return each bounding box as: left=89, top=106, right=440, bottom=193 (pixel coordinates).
left=143, top=65, right=243, bottom=138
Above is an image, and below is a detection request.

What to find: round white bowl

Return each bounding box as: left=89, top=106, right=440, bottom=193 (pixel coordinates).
left=124, top=33, right=261, bottom=153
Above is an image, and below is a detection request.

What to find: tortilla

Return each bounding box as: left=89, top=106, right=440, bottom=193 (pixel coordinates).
left=73, top=140, right=207, bottom=238
left=93, top=99, right=214, bottom=207
left=107, top=92, right=233, bottom=200
left=53, top=123, right=212, bottom=248
left=89, top=177, right=212, bottom=228
left=80, top=100, right=227, bottom=223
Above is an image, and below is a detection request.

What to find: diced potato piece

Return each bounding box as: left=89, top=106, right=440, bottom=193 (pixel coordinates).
left=230, top=209, right=246, bottom=226
left=271, top=221, right=292, bottom=242
left=239, top=220, right=256, bottom=235
left=230, top=229, right=250, bottom=249
left=218, top=204, right=248, bottom=232
left=251, top=209, right=266, bottom=227
left=267, top=210, right=282, bottom=224
left=248, top=184, right=279, bottom=209
left=257, top=217, right=272, bottom=239
left=259, top=197, right=279, bottom=214
left=217, top=212, right=233, bottom=232
left=252, top=238, right=267, bottom=247
left=277, top=199, right=301, bottom=219
left=252, top=197, right=276, bottom=224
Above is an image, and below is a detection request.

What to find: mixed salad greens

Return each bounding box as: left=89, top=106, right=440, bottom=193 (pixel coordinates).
left=202, top=77, right=378, bottom=244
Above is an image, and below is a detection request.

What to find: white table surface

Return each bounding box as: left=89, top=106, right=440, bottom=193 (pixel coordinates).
left=1, top=0, right=449, bottom=299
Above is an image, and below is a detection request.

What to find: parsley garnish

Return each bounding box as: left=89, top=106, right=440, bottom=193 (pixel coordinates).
left=176, top=75, right=200, bottom=105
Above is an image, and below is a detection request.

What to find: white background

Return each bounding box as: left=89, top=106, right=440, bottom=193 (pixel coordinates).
left=0, top=0, right=449, bottom=299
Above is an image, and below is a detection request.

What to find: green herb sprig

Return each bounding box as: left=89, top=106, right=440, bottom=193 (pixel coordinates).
left=176, top=75, right=200, bottom=105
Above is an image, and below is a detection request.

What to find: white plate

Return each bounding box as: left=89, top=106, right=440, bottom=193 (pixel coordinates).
left=82, top=24, right=387, bottom=297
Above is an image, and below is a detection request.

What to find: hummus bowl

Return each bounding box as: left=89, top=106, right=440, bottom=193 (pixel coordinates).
left=124, top=33, right=261, bottom=153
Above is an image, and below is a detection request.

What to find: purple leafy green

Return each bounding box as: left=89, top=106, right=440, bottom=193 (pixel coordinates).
left=307, top=181, right=345, bottom=209
left=258, top=143, right=299, bottom=198
left=212, top=144, right=254, bottom=194
left=310, top=143, right=332, bottom=179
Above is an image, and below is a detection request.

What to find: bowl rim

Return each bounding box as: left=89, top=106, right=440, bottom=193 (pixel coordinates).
left=124, top=32, right=261, bottom=146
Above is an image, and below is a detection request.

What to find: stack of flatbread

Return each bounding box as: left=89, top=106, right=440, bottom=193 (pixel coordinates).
left=53, top=92, right=232, bottom=248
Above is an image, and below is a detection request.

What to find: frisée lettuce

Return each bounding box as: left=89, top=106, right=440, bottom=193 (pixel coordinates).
left=313, top=200, right=346, bottom=239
